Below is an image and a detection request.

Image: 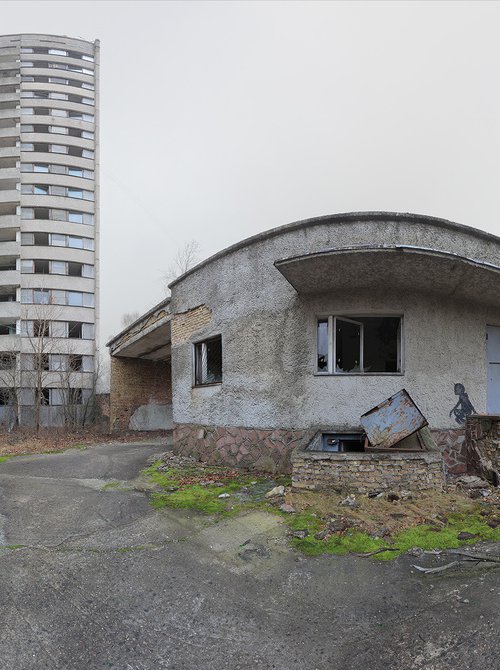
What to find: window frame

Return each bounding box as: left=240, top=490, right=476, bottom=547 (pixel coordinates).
left=193, top=335, right=223, bottom=387
left=315, top=314, right=404, bottom=376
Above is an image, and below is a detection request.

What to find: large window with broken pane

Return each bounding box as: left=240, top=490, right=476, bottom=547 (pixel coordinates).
left=316, top=316, right=402, bottom=374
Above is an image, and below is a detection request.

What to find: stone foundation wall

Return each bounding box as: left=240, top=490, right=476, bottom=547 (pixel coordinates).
left=291, top=450, right=444, bottom=493
left=173, top=423, right=309, bottom=473
left=465, top=415, right=500, bottom=486
left=431, top=428, right=467, bottom=475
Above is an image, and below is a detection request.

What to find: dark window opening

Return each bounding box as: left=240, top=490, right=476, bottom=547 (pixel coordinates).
left=0, top=388, right=12, bottom=405
left=68, top=262, right=82, bottom=277
left=68, top=354, right=83, bottom=371
left=68, top=321, right=82, bottom=338
left=40, top=388, right=50, bottom=405
left=0, top=353, right=16, bottom=370
left=34, top=232, right=50, bottom=245
left=34, top=207, right=50, bottom=220
left=195, top=336, right=222, bottom=385
left=37, top=354, right=49, bottom=371
left=33, top=320, right=49, bottom=337
left=0, top=323, right=16, bottom=335
left=34, top=259, right=49, bottom=274
left=317, top=316, right=402, bottom=374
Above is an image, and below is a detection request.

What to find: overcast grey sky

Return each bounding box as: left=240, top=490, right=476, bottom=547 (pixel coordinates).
left=3, top=0, right=500, bottom=346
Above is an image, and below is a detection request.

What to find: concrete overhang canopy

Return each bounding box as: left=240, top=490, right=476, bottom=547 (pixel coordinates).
left=107, top=299, right=171, bottom=361
left=274, top=245, right=500, bottom=306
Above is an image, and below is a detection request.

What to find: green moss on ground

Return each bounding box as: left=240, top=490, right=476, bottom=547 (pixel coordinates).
left=144, top=460, right=289, bottom=516
left=144, top=460, right=500, bottom=559
left=288, top=510, right=500, bottom=559
left=101, top=480, right=131, bottom=492
left=0, top=455, right=12, bottom=463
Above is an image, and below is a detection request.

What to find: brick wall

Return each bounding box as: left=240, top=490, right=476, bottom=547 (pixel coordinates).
left=110, top=357, right=172, bottom=431
left=171, top=305, right=212, bottom=346
left=291, top=450, right=444, bottom=493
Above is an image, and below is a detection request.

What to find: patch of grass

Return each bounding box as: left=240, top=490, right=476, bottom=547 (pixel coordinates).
left=101, top=480, right=129, bottom=491
left=143, top=460, right=285, bottom=516
left=3, top=544, right=24, bottom=550
left=0, top=455, right=13, bottom=463
left=287, top=510, right=500, bottom=559
left=387, top=512, right=500, bottom=557
left=116, top=544, right=158, bottom=552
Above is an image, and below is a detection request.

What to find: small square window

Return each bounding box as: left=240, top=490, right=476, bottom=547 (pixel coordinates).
left=194, top=336, right=222, bottom=386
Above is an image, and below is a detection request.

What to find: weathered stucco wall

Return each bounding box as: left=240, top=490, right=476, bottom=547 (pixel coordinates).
left=170, top=215, right=500, bottom=465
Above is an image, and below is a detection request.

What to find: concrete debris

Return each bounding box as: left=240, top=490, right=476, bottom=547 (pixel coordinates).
left=458, top=532, right=477, bottom=540
left=457, top=475, right=490, bottom=489
left=218, top=493, right=231, bottom=499
left=340, top=495, right=358, bottom=507
left=265, top=485, right=285, bottom=498
left=279, top=503, right=296, bottom=513
left=368, top=490, right=384, bottom=498
left=328, top=519, right=352, bottom=533
left=292, top=529, right=309, bottom=539
left=314, top=530, right=329, bottom=541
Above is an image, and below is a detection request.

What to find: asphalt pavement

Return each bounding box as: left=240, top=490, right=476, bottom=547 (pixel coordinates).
left=0, top=441, right=498, bottom=670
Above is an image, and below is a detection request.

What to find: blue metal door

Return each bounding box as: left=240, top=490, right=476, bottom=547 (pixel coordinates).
left=487, top=326, right=500, bottom=414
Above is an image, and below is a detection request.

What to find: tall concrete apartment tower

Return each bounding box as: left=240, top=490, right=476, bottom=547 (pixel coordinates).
left=0, top=34, right=99, bottom=427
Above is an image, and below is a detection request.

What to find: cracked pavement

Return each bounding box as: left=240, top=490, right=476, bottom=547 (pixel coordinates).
left=0, top=441, right=499, bottom=670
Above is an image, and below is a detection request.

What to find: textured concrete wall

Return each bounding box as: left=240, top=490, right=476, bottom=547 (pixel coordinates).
left=291, top=450, right=445, bottom=493
left=171, top=215, right=500, bottom=435
left=110, top=357, right=172, bottom=431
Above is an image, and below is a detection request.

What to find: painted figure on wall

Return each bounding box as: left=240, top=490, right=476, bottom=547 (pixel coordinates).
left=449, top=383, right=476, bottom=425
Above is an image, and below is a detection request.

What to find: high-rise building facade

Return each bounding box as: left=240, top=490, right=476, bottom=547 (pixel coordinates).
left=0, top=34, right=99, bottom=427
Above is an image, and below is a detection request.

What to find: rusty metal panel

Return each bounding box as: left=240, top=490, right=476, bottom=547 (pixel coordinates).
left=360, top=389, right=428, bottom=449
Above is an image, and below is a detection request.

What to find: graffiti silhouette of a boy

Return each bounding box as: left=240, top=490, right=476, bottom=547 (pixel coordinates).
left=449, top=383, right=476, bottom=425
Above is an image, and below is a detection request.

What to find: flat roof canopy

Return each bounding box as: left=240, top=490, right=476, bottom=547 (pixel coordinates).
left=107, top=299, right=171, bottom=361
left=274, top=245, right=500, bottom=306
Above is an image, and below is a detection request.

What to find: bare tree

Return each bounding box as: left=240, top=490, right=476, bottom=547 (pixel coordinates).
left=20, top=297, right=63, bottom=432
left=0, top=351, right=19, bottom=431
left=121, top=311, right=141, bottom=328
left=163, top=240, right=201, bottom=294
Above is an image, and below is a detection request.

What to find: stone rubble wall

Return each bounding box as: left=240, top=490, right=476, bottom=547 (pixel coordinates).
left=431, top=428, right=467, bottom=476
left=173, top=422, right=464, bottom=481
left=465, top=415, right=500, bottom=486
left=172, top=423, right=308, bottom=473
left=291, top=450, right=444, bottom=493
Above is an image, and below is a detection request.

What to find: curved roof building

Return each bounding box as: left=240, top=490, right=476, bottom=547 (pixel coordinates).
left=169, top=212, right=500, bottom=473
left=0, top=33, right=99, bottom=427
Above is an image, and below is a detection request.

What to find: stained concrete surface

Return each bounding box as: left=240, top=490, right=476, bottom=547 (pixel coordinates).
left=0, top=441, right=499, bottom=670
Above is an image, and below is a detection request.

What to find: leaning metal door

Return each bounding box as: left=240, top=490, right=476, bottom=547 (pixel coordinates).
left=486, top=325, right=500, bottom=414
